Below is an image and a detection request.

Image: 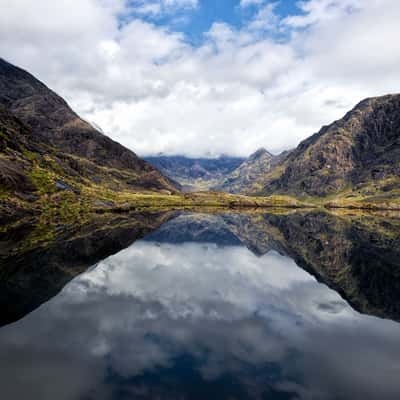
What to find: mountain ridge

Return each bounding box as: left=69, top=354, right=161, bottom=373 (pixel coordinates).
left=257, top=94, right=400, bottom=199
left=0, top=57, right=178, bottom=193
left=145, top=154, right=245, bottom=191
left=213, top=147, right=291, bottom=194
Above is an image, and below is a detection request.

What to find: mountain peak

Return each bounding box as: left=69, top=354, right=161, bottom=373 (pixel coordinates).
left=249, top=148, right=273, bottom=160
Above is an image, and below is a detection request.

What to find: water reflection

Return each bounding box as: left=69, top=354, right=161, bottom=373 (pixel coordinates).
left=146, top=211, right=400, bottom=321
left=0, top=211, right=175, bottom=326
left=0, top=210, right=400, bottom=399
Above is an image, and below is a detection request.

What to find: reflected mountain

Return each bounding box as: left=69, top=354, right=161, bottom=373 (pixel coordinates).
left=1, top=210, right=400, bottom=328
left=1, top=210, right=399, bottom=329
left=0, top=211, right=175, bottom=327
left=147, top=211, right=400, bottom=322
left=0, top=210, right=400, bottom=400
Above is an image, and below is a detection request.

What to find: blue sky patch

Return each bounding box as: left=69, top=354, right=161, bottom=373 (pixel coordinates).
left=124, top=0, right=303, bottom=46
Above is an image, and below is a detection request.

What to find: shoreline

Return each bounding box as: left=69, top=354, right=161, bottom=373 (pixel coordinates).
left=2, top=190, right=400, bottom=224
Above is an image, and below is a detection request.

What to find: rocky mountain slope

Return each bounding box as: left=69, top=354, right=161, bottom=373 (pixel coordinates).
left=145, top=155, right=245, bottom=191
left=213, top=148, right=290, bottom=194
left=245, top=95, right=400, bottom=202
left=0, top=58, right=179, bottom=219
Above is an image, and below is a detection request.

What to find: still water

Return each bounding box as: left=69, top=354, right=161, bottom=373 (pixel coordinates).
left=0, top=211, right=400, bottom=399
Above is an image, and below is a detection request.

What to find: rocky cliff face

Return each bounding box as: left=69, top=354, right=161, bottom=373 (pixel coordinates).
left=214, top=148, right=290, bottom=194
left=256, top=95, right=400, bottom=198
left=0, top=58, right=178, bottom=196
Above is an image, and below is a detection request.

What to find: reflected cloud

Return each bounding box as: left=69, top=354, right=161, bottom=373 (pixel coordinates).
left=1, top=225, right=400, bottom=399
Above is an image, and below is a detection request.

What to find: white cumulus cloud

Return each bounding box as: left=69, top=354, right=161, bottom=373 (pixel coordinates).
left=0, top=0, right=399, bottom=157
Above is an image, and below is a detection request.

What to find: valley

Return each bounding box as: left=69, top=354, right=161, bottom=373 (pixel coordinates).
left=2, top=3, right=400, bottom=400
left=0, top=58, right=399, bottom=224
left=144, top=154, right=245, bottom=191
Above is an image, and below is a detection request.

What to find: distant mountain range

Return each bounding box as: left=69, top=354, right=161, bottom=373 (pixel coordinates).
left=144, top=155, right=245, bottom=191
left=145, top=149, right=292, bottom=193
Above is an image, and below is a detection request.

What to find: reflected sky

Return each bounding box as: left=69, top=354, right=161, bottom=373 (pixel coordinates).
left=1, top=218, right=400, bottom=400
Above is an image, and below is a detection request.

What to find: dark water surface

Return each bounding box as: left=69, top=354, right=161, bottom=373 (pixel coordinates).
left=1, top=210, right=400, bottom=400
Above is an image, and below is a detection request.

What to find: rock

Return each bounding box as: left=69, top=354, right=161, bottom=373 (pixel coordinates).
left=55, top=181, right=72, bottom=191
left=93, top=200, right=115, bottom=209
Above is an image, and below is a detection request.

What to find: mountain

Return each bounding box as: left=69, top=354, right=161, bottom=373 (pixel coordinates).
left=213, top=148, right=290, bottom=194
left=247, top=95, right=400, bottom=201
left=0, top=58, right=179, bottom=219
left=144, top=213, right=243, bottom=245
left=145, top=155, right=245, bottom=191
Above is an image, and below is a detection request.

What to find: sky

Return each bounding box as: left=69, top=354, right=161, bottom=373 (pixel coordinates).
left=0, top=0, right=399, bottom=157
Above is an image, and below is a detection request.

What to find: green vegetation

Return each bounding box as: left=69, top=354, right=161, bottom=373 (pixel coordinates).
left=29, top=166, right=57, bottom=194
left=2, top=168, right=400, bottom=227
left=21, top=147, right=39, bottom=162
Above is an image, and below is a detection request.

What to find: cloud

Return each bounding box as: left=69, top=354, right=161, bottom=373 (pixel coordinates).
left=248, top=2, right=280, bottom=32
left=132, top=2, right=162, bottom=16
left=240, top=0, right=265, bottom=7
left=130, top=0, right=198, bottom=17
left=283, top=0, right=363, bottom=28
left=162, top=0, right=198, bottom=8
left=1, top=236, right=400, bottom=399
left=0, top=0, right=399, bottom=157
